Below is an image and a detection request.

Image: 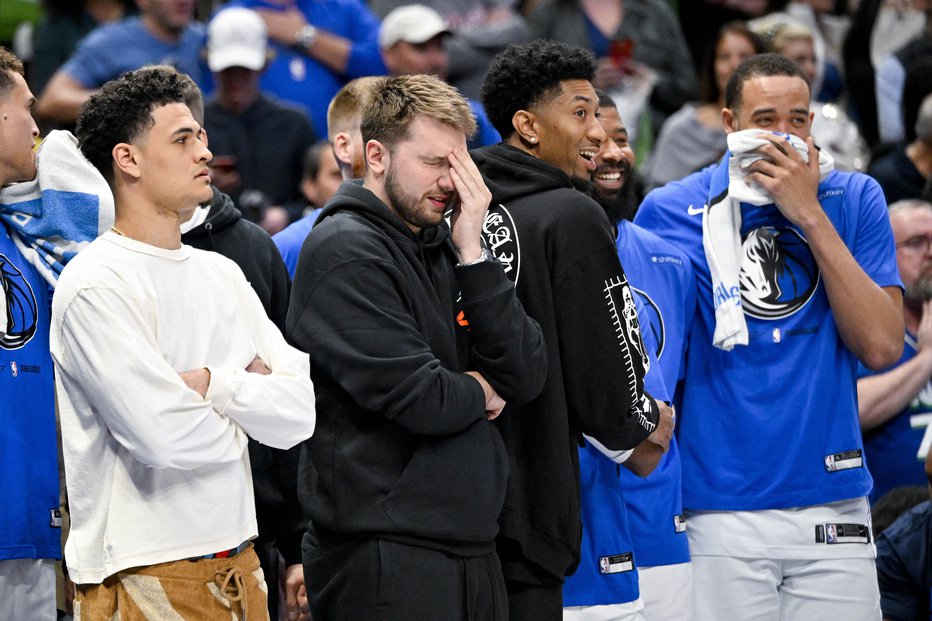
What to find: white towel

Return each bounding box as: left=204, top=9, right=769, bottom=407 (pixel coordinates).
left=702, top=130, right=834, bottom=351
left=0, top=131, right=113, bottom=338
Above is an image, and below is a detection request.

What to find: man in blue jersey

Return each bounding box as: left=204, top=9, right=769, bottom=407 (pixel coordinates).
left=591, top=92, right=697, bottom=621
left=0, top=47, right=61, bottom=621
left=858, top=199, right=932, bottom=502
left=635, top=54, right=904, bottom=620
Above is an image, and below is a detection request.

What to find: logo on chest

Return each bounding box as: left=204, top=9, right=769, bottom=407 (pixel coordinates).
left=738, top=227, right=820, bottom=320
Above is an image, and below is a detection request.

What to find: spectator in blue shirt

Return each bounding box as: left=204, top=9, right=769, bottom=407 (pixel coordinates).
left=36, top=0, right=209, bottom=125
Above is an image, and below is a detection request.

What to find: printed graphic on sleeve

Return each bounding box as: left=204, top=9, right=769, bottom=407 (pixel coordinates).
left=739, top=227, right=820, bottom=320
left=482, top=207, right=520, bottom=285
left=0, top=252, right=38, bottom=350
left=605, top=275, right=650, bottom=409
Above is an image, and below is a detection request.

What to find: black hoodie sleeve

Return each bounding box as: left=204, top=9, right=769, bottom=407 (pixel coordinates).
left=455, top=260, right=547, bottom=405
left=550, top=199, right=660, bottom=450
left=288, top=252, right=488, bottom=436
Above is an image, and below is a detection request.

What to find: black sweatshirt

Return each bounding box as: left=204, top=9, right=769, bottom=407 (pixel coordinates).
left=472, top=143, right=659, bottom=586
left=286, top=181, right=547, bottom=556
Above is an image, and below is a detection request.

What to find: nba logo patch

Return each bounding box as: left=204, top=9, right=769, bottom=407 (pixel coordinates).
left=10, top=361, right=17, bottom=377
left=826, top=524, right=837, bottom=543
left=598, top=553, right=634, bottom=575
left=824, top=449, right=863, bottom=472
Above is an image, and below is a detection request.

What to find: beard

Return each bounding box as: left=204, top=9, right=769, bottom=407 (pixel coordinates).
left=905, top=273, right=932, bottom=310
left=384, top=161, right=445, bottom=230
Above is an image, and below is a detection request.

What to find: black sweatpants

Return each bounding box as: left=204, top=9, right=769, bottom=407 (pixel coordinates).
left=506, top=580, right=564, bottom=621
left=304, top=536, right=507, bottom=621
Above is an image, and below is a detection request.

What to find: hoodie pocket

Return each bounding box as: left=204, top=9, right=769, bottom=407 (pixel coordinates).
left=379, top=422, right=508, bottom=543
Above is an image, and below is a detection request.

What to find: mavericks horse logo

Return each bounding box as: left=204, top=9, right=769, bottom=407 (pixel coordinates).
left=632, top=287, right=664, bottom=360
left=738, top=227, right=819, bottom=320
left=0, top=252, right=38, bottom=350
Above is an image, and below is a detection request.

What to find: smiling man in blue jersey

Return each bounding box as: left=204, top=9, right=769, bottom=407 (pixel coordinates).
left=635, top=54, right=904, bottom=620
left=585, top=92, right=698, bottom=621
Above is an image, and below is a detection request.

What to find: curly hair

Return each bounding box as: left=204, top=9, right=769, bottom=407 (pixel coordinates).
left=0, top=47, right=24, bottom=99
left=361, top=74, right=476, bottom=151
left=480, top=40, right=597, bottom=140
left=76, top=69, right=187, bottom=186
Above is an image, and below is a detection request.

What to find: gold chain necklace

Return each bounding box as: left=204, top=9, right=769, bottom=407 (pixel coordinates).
left=110, top=225, right=126, bottom=237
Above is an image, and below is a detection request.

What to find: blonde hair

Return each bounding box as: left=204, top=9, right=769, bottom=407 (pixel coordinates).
left=361, top=74, right=476, bottom=150
left=327, top=76, right=380, bottom=137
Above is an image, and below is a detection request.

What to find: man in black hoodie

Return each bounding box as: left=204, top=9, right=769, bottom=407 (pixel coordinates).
left=286, top=74, right=547, bottom=620
left=472, top=40, right=668, bottom=620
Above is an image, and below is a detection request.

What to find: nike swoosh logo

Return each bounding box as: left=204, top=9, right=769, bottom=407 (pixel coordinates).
left=687, top=205, right=704, bottom=216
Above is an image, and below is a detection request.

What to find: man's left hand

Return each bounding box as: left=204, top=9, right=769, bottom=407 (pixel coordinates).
left=180, top=368, right=211, bottom=398
left=283, top=563, right=311, bottom=621
left=448, top=146, right=492, bottom=264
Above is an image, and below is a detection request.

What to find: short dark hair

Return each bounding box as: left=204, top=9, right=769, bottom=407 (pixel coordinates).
left=0, top=47, right=24, bottom=99
left=596, top=89, right=617, bottom=110
left=700, top=21, right=766, bottom=105
left=724, top=53, right=810, bottom=111
left=76, top=68, right=187, bottom=186
left=481, top=40, right=597, bottom=139
left=871, top=485, right=929, bottom=536
left=302, top=140, right=332, bottom=181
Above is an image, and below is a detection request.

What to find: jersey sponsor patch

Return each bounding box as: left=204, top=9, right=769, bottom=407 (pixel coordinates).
left=673, top=514, right=686, bottom=534
left=824, top=449, right=863, bottom=472
left=815, top=523, right=870, bottom=544
left=598, top=552, right=634, bottom=575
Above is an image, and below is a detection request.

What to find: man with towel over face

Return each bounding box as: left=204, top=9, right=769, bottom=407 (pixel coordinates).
left=635, top=53, right=904, bottom=621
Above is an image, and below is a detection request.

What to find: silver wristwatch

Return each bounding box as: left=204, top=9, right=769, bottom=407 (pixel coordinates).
left=295, top=24, right=318, bottom=49
left=458, top=248, right=495, bottom=267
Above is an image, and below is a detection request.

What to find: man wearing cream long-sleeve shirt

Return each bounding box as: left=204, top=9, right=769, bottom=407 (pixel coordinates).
left=50, top=67, right=315, bottom=620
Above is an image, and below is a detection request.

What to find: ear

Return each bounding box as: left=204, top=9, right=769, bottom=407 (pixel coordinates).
left=365, top=139, right=388, bottom=176
left=722, top=107, right=738, bottom=134
left=511, top=110, right=539, bottom=146
left=112, top=143, right=141, bottom=180
left=332, top=132, right=353, bottom=167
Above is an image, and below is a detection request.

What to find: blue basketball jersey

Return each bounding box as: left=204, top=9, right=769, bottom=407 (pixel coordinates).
left=858, top=333, right=931, bottom=502
left=636, top=165, right=901, bottom=511
left=615, top=220, right=695, bottom=567
left=0, top=227, right=61, bottom=561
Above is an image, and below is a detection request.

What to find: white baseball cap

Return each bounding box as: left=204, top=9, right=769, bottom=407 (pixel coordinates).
left=379, top=4, right=451, bottom=49
left=207, top=8, right=268, bottom=73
